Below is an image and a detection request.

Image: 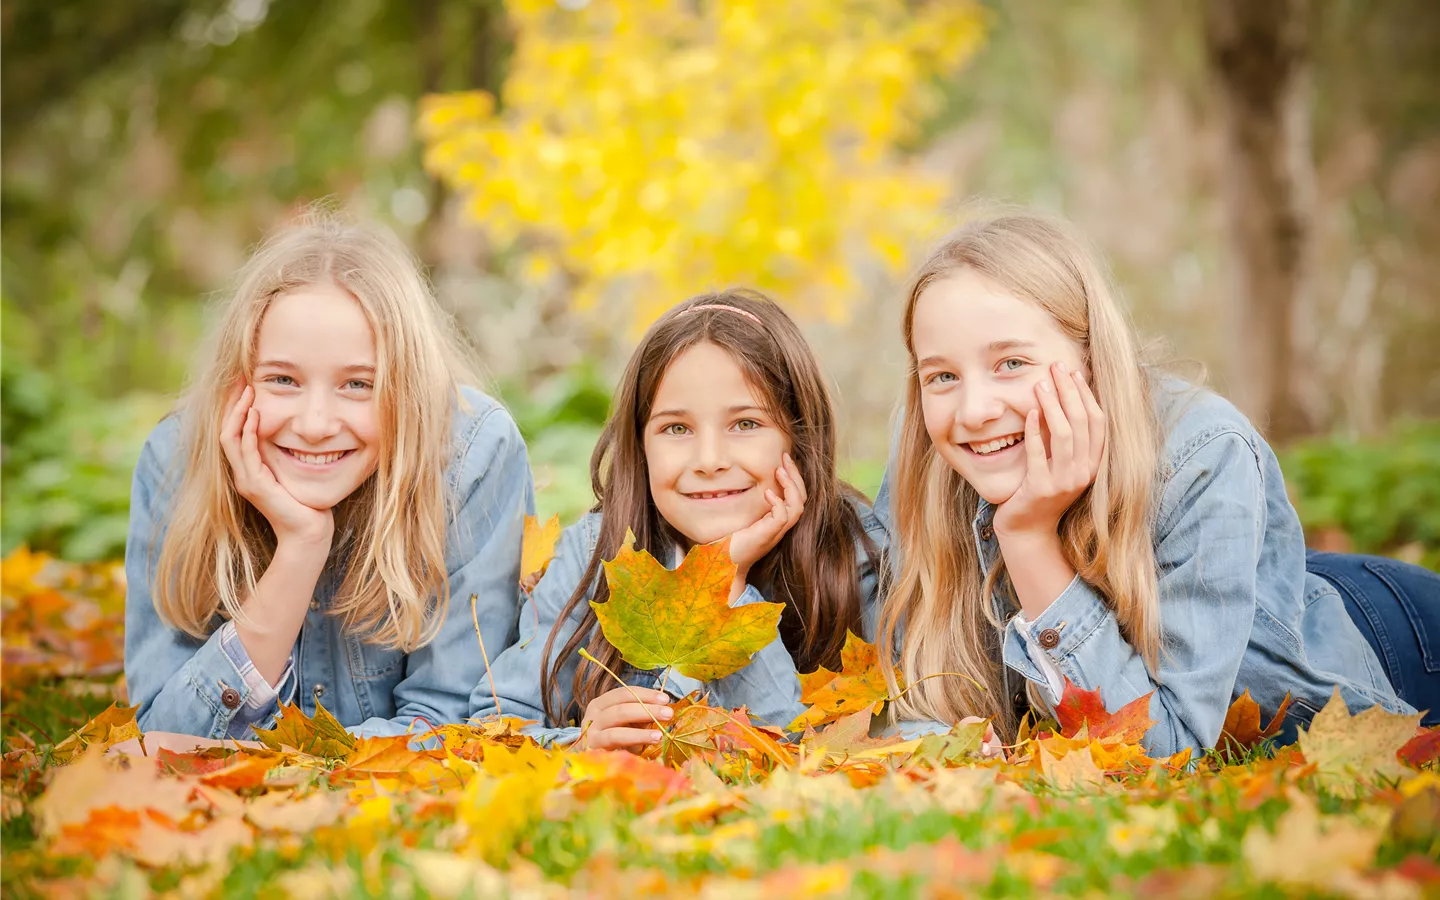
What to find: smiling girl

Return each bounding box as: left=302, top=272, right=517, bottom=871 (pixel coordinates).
left=877, top=213, right=1438, bottom=756
left=125, top=214, right=532, bottom=741
left=471, top=290, right=893, bottom=749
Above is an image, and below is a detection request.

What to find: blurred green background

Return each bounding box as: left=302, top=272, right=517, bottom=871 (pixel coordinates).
left=2, top=0, right=1437, bottom=568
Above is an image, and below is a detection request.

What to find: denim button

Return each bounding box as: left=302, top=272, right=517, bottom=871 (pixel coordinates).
left=220, top=687, right=242, bottom=709
left=980, top=526, right=994, bottom=541
left=1038, top=628, right=1061, bottom=650
left=312, top=684, right=326, bottom=700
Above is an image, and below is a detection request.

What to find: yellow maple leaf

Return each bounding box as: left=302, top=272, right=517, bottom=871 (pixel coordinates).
left=253, top=702, right=357, bottom=760
left=787, top=631, right=896, bottom=732
left=49, top=701, right=141, bottom=765
left=1242, top=793, right=1383, bottom=889
left=592, top=530, right=783, bottom=682
left=461, top=742, right=566, bottom=866
left=520, top=514, right=562, bottom=588
left=1295, top=687, right=1422, bottom=797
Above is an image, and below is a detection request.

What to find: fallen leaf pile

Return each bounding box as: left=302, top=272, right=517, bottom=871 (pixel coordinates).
left=4, top=548, right=1439, bottom=899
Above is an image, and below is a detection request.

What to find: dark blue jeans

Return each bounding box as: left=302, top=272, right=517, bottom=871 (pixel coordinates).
left=1307, top=551, right=1440, bottom=726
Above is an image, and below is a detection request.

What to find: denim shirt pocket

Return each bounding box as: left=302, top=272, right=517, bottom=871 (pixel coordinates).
left=347, top=635, right=406, bottom=721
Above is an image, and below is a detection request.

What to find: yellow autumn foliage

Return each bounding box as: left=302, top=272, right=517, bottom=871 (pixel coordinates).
left=420, top=0, right=986, bottom=326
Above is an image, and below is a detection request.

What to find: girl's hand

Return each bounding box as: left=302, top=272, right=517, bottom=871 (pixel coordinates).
left=993, top=363, right=1106, bottom=539
left=221, top=385, right=334, bottom=548
left=726, top=453, right=807, bottom=583
left=958, top=715, right=1004, bottom=760
left=576, top=687, right=673, bottom=751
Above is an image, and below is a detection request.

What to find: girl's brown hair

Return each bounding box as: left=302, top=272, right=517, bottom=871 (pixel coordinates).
left=540, top=289, right=871, bottom=724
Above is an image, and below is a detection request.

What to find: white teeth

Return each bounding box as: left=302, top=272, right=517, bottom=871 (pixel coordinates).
left=290, top=450, right=346, bottom=465
left=969, top=435, right=1021, bottom=455
left=689, top=489, right=744, bottom=499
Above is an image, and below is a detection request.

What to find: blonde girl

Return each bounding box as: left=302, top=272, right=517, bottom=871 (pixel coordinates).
left=125, top=213, right=532, bottom=741
left=878, top=213, right=1430, bottom=756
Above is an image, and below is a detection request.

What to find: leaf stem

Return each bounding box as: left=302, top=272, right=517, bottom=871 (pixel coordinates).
left=578, top=648, right=669, bottom=736
left=888, top=671, right=988, bottom=705
left=471, top=593, right=502, bottom=717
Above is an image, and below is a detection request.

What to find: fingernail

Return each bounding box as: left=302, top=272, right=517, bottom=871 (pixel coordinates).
left=659, top=708, right=673, bottom=719
left=650, top=732, right=663, bottom=743
left=1056, top=361, right=1068, bottom=373
left=1039, top=380, right=1052, bottom=393
left=656, top=693, right=670, bottom=704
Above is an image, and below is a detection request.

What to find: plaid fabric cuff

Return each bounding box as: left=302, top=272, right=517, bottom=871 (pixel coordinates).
left=216, top=620, right=293, bottom=723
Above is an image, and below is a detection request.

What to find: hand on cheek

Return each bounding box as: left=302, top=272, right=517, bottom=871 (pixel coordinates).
left=725, top=453, right=806, bottom=598
left=220, top=384, right=334, bottom=548
left=992, top=362, right=1106, bottom=539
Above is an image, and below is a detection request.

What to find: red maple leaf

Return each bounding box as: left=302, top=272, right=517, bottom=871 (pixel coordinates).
left=1053, top=678, right=1156, bottom=744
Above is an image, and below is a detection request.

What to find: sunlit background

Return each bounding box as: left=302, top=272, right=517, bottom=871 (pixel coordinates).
left=3, top=0, right=1437, bottom=567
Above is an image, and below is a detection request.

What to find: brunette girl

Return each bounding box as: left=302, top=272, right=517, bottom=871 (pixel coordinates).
left=471, top=290, right=889, bottom=748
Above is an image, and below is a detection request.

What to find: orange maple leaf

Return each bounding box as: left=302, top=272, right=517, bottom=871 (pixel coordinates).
left=1054, top=679, right=1156, bottom=745
left=592, top=530, right=783, bottom=682
left=787, top=631, right=897, bottom=732
left=1217, top=689, right=1293, bottom=756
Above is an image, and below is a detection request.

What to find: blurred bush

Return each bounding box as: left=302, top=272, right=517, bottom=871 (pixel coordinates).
left=1, top=358, right=170, bottom=561
left=1281, top=422, right=1440, bottom=570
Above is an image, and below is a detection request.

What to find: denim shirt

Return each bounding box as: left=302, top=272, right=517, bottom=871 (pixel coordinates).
left=470, top=501, right=889, bottom=746
left=875, top=378, right=1410, bottom=756
left=124, top=386, right=534, bottom=741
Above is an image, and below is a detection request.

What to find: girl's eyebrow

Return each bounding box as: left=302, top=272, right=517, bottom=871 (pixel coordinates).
left=255, top=359, right=376, bottom=373
left=649, top=403, right=765, bottom=421
left=988, top=339, right=1036, bottom=352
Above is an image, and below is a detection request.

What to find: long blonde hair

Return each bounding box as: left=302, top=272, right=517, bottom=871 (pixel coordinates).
left=879, top=213, right=1162, bottom=739
left=154, top=212, right=478, bottom=650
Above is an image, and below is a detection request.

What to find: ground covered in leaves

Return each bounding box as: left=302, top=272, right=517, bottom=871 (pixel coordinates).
left=3, top=549, right=1439, bottom=899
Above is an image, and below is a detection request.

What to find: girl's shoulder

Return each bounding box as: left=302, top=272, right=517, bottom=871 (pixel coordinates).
left=446, top=386, right=527, bottom=486
left=1149, top=376, right=1268, bottom=475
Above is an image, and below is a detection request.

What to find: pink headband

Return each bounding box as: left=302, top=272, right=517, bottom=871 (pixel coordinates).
left=681, top=303, right=762, bottom=325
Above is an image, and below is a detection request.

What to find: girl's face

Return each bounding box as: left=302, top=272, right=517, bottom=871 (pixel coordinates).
left=644, top=341, right=792, bottom=548
left=912, top=268, right=1087, bottom=505
left=250, top=281, right=381, bottom=510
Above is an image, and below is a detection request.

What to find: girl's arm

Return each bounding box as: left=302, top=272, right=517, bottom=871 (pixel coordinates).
left=125, top=420, right=299, bottom=739
left=352, top=403, right=533, bottom=741
left=1001, top=430, right=1263, bottom=756
left=469, top=516, right=600, bottom=748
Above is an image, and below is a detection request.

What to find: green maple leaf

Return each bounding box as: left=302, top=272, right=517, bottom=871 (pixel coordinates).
left=591, top=530, right=783, bottom=682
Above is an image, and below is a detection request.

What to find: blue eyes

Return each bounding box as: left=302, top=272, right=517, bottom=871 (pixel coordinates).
left=260, top=375, right=372, bottom=391
left=923, top=359, right=1029, bottom=385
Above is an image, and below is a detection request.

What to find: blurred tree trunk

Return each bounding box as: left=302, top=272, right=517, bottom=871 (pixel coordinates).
left=1204, top=0, right=1319, bottom=441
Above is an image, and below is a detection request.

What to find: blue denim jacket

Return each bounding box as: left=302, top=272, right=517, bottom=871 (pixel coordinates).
left=470, top=502, right=889, bottom=746
left=124, top=386, right=533, bottom=741
left=875, top=378, right=1411, bottom=756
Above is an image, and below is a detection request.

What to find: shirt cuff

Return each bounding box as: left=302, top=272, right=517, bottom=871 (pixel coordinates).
left=1011, top=610, right=1067, bottom=705
left=216, top=620, right=294, bottom=738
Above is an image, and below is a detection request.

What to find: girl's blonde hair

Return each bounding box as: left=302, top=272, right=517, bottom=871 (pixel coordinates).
left=155, top=211, right=478, bottom=650
left=879, top=213, right=1162, bottom=739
